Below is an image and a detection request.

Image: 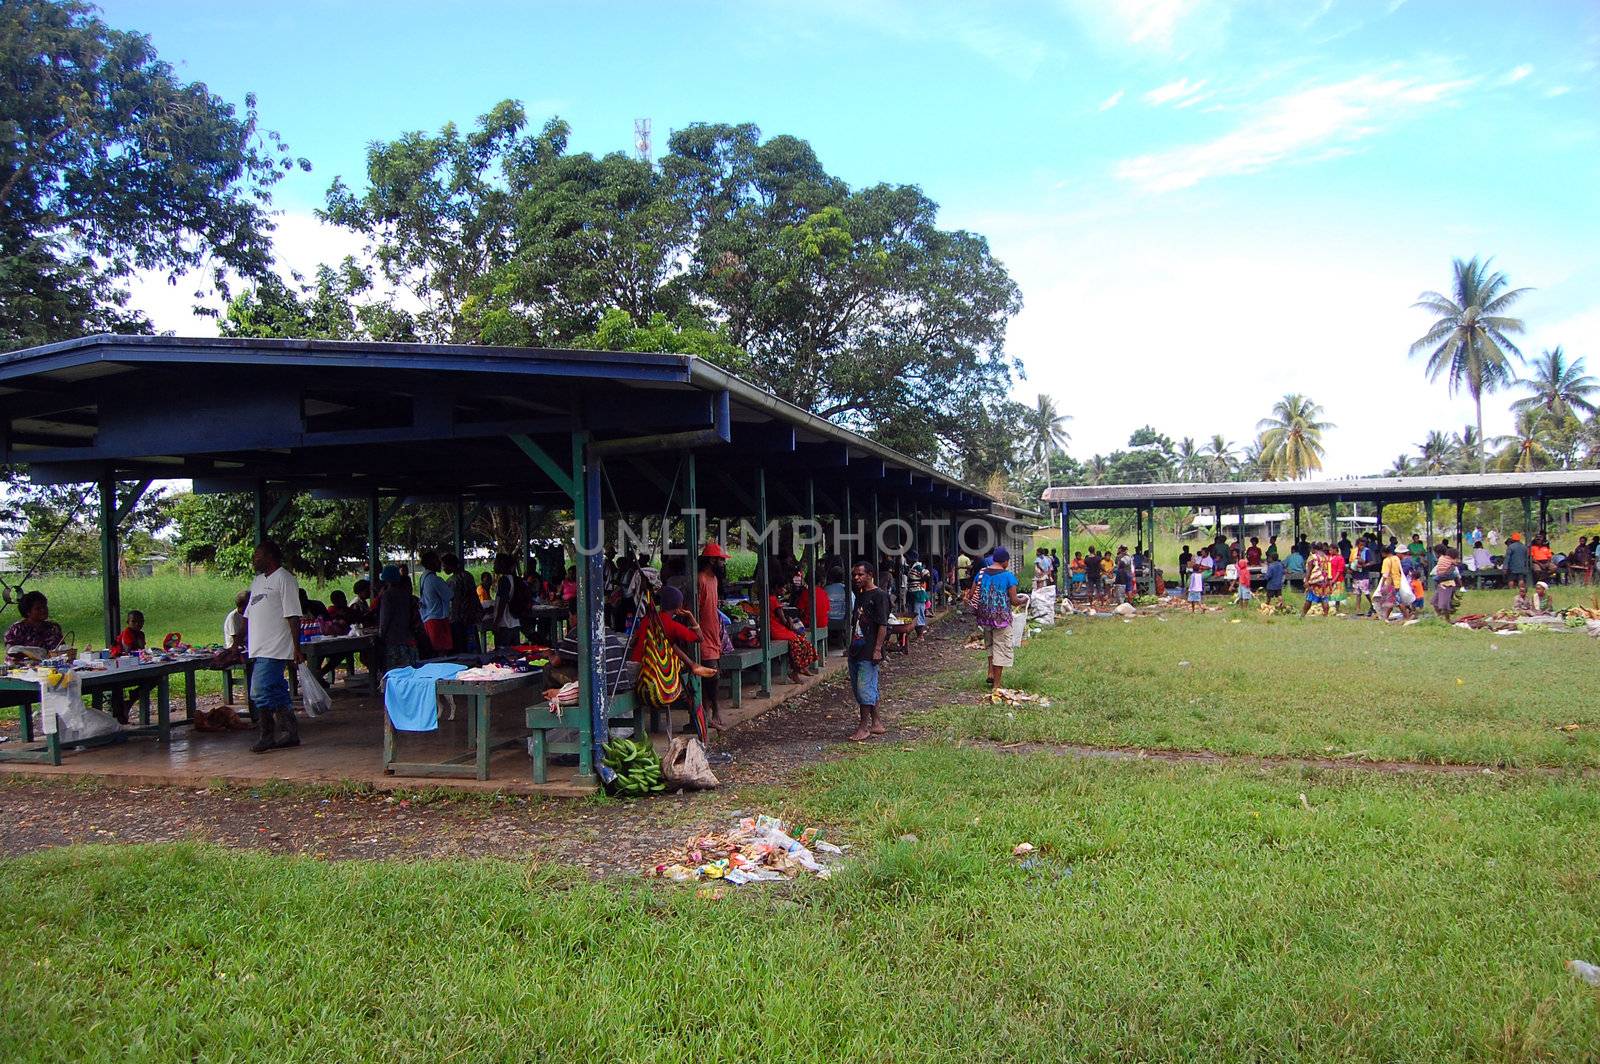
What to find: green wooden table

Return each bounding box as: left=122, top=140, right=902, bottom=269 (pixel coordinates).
left=717, top=644, right=790, bottom=708
left=299, top=633, right=378, bottom=695
left=0, top=656, right=213, bottom=765
left=382, top=670, right=541, bottom=782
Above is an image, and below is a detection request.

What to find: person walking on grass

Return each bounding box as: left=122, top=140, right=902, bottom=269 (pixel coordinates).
left=1301, top=543, right=1330, bottom=618
left=245, top=538, right=304, bottom=754
left=1432, top=546, right=1461, bottom=623
left=847, top=562, right=892, bottom=742
left=975, top=546, right=1026, bottom=690
left=1233, top=557, right=1253, bottom=607
left=1186, top=564, right=1205, bottom=612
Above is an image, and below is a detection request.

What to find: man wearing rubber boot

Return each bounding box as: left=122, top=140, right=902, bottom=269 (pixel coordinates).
left=245, top=539, right=305, bottom=753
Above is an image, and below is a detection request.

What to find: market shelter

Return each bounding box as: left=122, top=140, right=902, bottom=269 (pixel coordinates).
left=1043, top=470, right=1600, bottom=594
left=0, top=334, right=1018, bottom=791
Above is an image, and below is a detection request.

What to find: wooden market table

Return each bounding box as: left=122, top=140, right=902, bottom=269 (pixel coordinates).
left=0, top=655, right=216, bottom=765
left=382, top=669, right=543, bottom=782
left=299, top=632, right=378, bottom=695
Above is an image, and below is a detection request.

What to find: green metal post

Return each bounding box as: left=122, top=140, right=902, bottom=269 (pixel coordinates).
left=1522, top=496, right=1534, bottom=539
left=1061, top=505, right=1071, bottom=580
left=1147, top=505, right=1157, bottom=595
left=757, top=466, right=772, bottom=697
left=1328, top=501, right=1337, bottom=544
left=1425, top=497, right=1435, bottom=588
left=99, top=476, right=120, bottom=650
left=573, top=432, right=600, bottom=784
left=367, top=492, right=381, bottom=589
left=872, top=493, right=882, bottom=571
left=843, top=484, right=856, bottom=624
left=454, top=495, right=466, bottom=565
left=686, top=452, right=701, bottom=712
left=1292, top=505, right=1301, bottom=545
left=1455, top=498, right=1466, bottom=549
left=1539, top=496, right=1549, bottom=537
left=807, top=477, right=819, bottom=656
left=253, top=481, right=268, bottom=546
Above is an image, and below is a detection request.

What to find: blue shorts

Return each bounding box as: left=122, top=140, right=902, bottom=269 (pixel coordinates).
left=1186, top=590, right=1202, bottom=603
left=849, top=658, right=880, bottom=707
left=1305, top=591, right=1326, bottom=604
left=249, top=657, right=292, bottom=710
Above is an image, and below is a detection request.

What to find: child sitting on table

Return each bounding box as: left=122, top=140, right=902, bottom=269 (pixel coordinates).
left=116, top=610, right=147, bottom=654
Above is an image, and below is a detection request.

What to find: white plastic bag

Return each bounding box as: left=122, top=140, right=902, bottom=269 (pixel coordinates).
left=39, top=672, right=119, bottom=743
left=1028, top=584, right=1057, bottom=626
left=297, top=662, right=332, bottom=717
left=1009, top=606, right=1029, bottom=649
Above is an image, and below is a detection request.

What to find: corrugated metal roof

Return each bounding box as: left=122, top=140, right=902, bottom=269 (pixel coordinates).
left=1042, top=469, right=1600, bottom=508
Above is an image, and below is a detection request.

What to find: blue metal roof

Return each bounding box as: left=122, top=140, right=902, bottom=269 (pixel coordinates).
left=0, top=334, right=1000, bottom=515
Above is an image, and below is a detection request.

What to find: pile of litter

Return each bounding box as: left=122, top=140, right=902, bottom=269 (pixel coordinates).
left=648, top=814, right=845, bottom=885
left=990, top=687, right=1052, bottom=707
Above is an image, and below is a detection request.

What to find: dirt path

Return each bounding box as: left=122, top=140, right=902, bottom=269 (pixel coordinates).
left=0, top=618, right=976, bottom=873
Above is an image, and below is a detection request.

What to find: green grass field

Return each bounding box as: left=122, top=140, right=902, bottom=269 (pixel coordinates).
left=2, top=750, right=1598, bottom=1062
left=924, top=602, right=1600, bottom=768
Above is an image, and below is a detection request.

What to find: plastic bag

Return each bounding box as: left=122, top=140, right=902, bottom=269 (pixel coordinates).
left=297, top=662, right=332, bottom=717
left=1028, top=584, right=1057, bottom=626
left=1009, top=606, right=1029, bottom=649
left=39, top=671, right=119, bottom=743
left=663, top=735, right=720, bottom=790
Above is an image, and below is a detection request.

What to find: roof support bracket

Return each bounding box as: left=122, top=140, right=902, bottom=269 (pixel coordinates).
left=112, top=478, right=153, bottom=525
left=510, top=434, right=577, bottom=501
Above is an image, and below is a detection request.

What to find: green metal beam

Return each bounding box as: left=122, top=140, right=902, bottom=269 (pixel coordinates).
left=757, top=466, right=772, bottom=697
left=510, top=434, right=577, bottom=501
left=112, top=479, right=152, bottom=525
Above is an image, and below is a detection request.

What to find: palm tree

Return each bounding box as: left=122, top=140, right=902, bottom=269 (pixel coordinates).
left=1512, top=347, right=1599, bottom=421
left=1241, top=438, right=1270, bottom=481
left=1200, top=435, right=1237, bottom=482
left=1409, top=256, right=1530, bottom=472
left=1386, top=453, right=1416, bottom=477
left=1084, top=454, right=1110, bottom=486
left=1175, top=437, right=1205, bottom=482
left=1256, top=393, right=1334, bottom=480
left=1453, top=425, right=1479, bottom=471
left=1491, top=409, right=1556, bottom=472
left=1023, top=395, right=1071, bottom=484
left=1416, top=430, right=1456, bottom=475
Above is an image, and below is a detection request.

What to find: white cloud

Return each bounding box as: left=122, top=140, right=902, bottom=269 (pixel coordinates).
left=1098, top=89, right=1126, bottom=111
left=1059, top=0, right=1232, bottom=54
left=1545, top=85, right=1572, bottom=97
left=1116, top=71, right=1477, bottom=192
left=1499, top=64, right=1534, bottom=85
left=123, top=211, right=369, bottom=334
left=1144, top=76, right=1208, bottom=106
left=765, top=0, right=1049, bottom=76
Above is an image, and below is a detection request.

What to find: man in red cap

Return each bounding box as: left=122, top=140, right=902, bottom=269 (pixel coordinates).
left=696, top=541, right=728, bottom=730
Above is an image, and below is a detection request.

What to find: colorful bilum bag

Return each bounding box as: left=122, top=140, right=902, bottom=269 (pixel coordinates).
left=635, top=609, right=684, bottom=708
left=975, top=570, right=1012, bottom=628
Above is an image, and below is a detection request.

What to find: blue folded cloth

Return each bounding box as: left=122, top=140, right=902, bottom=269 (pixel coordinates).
left=383, top=662, right=467, bottom=732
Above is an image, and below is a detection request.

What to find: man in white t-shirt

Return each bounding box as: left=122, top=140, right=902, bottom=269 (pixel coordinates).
left=246, top=539, right=304, bottom=753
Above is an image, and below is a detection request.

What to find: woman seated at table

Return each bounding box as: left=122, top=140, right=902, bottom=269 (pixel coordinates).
left=5, top=591, right=64, bottom=655
left=765, top=584, right=818, bottom=683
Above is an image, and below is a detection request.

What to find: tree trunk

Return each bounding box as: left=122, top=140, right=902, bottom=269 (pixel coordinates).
left=1475, top=394, right=1486, bottom=473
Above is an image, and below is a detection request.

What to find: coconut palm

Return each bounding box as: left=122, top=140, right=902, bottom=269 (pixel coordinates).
left=1409, top=256, right=1530, bottom=472
left=1416, top=430, right=1457, bottom=475
left=1511, top=347, right=1598, bottom=421
left=1491, top=409, right=1556, bottom=472
left=1241, top=438, right=1270, bottom=481
left=1175, top=437, right=1206, bottom=482
left=1023, top=395, right=1072, bottom=483
left=1454, top=425, right=1479, bottom=470
left=1200, top=435, right=1237, bottom=481
left=1386, top=453, right=1416, bottom=477
left=1256, top=393, right=1334, bottom=480
left=1083, top=454, right=1110, bottom=486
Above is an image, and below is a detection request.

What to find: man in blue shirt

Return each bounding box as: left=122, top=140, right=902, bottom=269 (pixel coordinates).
left=418, top=549, right=454, bottom=655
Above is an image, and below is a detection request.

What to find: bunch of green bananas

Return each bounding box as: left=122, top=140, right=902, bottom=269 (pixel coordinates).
left=602, top=737, right=666, bottom=797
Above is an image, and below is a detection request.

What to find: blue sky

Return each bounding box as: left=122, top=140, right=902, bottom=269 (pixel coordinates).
left=106, top=0, right=1600, bottom=476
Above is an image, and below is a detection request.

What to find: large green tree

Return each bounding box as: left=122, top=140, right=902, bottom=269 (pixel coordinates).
left=322, top=109, right=1025, bottom=472
left=1022, top=395, right=1071, bottom=483
left=0, top=0, right=304, bottom=347
left=1256, top=393, right=1333, bottom=480
left=1409, top=256, right=1529, bottom=472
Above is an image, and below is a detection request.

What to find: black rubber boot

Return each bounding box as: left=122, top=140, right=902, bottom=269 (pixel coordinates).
left=250, top=708, right=279, bottom=753
left=274, top=707, right=301, bottom=748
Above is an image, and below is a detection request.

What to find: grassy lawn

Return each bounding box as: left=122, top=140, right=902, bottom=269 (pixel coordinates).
left=2, top=748, right=1598, bottom=1061
left=923, top=605, right=1600, bottom=768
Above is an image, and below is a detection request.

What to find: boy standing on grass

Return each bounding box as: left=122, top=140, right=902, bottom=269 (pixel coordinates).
left=847, top=562, right=892, bottom=742
left=1186, top=564, right=1205, bottom=612
left=1264, top=555, right=1285, bottom=602
left=1233, top=559, right=1252, bottom=606
left=975, top=547, right=1026, bottom=689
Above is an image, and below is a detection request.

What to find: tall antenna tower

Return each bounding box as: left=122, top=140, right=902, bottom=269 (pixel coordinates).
left=634, top=118, right=652, bottom=164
